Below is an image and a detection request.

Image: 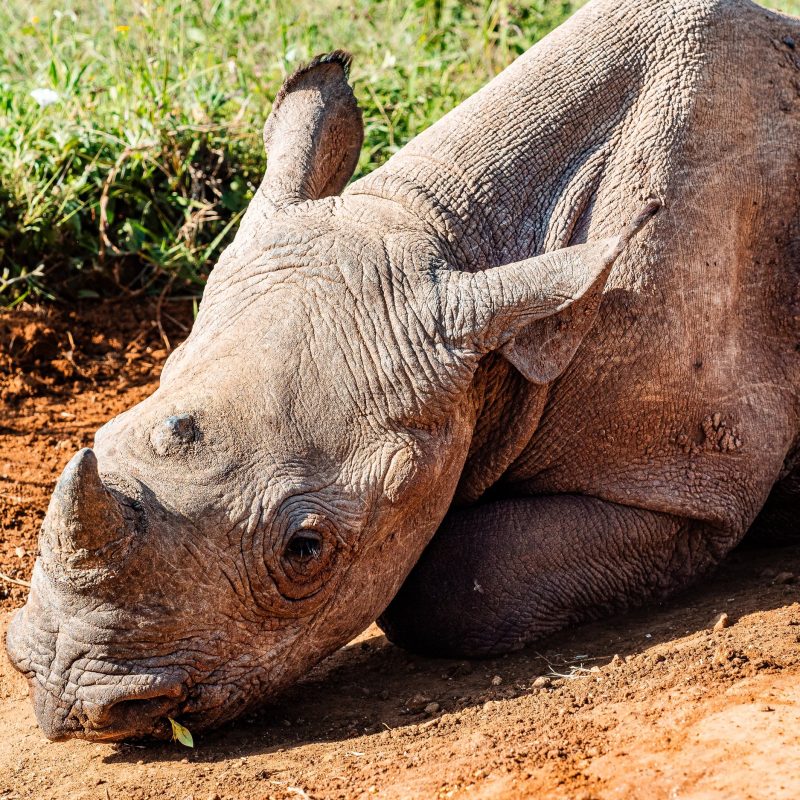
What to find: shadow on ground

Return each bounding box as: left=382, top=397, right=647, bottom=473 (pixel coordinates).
left=97, top=541, right=800, bottom=766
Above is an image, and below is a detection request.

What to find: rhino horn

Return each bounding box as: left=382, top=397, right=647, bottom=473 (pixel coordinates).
left=42, top=448, right=131, bottom=565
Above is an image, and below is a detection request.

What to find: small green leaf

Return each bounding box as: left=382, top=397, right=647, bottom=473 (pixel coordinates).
left=168, top=717, right=194, bottom=748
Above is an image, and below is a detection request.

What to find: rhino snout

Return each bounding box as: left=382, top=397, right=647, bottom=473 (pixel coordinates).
left=38, top=673, right=188, bottom=742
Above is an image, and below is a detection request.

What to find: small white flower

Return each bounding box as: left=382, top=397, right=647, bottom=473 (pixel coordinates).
left=30, top=88, right=60, bottom=107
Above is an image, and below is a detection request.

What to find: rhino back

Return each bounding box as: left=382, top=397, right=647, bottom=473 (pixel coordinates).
left=352, top=0, right=800, bottom=535
left=351, top=0, right=730, bottom=265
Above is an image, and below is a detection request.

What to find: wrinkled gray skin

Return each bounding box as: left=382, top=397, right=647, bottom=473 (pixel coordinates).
left=7, top=0, right=800, bottom=742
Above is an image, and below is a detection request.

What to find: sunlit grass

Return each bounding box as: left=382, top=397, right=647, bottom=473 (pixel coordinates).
left=0, top=0, right=584, bottom=303
left=0, top=0, right=797, bottom=304
left=764, top=0, right=800, bottom=13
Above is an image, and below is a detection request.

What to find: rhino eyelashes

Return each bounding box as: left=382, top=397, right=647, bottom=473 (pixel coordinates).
left=150, top=414, right=199, bottom=456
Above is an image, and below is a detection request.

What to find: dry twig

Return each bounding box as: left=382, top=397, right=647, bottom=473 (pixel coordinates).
left=155, top=275, right=176, bottom=352
left=0, top=571, right=31, bottom=588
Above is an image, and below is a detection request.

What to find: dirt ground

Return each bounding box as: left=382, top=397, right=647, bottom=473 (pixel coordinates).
left=0, top=303, right=798, bottom=800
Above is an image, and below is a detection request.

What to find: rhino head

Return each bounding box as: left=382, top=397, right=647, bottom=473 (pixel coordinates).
left=6, top=51, right=654, bottom=741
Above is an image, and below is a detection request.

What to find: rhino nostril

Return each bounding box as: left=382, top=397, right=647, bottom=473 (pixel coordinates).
left=83, top=680, right=187, bottom=733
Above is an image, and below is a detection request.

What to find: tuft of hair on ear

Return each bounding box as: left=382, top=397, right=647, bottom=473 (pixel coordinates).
left=272, top=50, right=355, bottom=113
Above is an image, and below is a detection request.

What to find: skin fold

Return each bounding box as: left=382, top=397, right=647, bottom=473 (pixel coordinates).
left=6, top=0, right=800, bottom=741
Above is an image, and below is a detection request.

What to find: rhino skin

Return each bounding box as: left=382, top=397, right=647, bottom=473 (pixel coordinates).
left=7, top=0, right=800, bottom=742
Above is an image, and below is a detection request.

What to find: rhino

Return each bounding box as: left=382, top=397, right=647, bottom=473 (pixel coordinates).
left=7, top=0, right=800, bottom=742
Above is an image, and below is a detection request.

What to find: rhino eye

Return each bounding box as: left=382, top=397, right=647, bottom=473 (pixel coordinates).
left=284, top=530, right=323, bottom=562
left=280, top=521, right=333, bottom=585
left=273, top=514, right=337, bottom=600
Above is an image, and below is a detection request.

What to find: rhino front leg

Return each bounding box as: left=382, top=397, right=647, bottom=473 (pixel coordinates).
left=378, top=495, right=732, bottom=657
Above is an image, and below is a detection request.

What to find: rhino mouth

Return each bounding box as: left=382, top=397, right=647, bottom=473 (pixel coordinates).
left=7, top=613, right=191, bottom=742
left=7, top=584, right=293, bottom=742
left=20, top=669, right=190, bottom=742
left=38, top=703, right=178, bottom=744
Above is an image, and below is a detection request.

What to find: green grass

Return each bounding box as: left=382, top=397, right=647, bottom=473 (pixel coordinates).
left=0, top=0, right=797, bottom=305
left=0, top=0, right=584, bottom=304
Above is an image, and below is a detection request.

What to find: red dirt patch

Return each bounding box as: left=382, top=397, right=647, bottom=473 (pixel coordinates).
left=0, top=301, right=188, bottom=609
left=0, top=304, right=798, bottom=800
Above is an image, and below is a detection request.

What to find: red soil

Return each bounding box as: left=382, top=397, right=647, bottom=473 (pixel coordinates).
left=0, top=303, right=798, bottom=800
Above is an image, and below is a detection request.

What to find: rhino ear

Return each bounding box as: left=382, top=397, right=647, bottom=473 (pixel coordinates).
left=432, top=202, right=659, bottom=384
left=261, top=51, right=363, bottom=209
